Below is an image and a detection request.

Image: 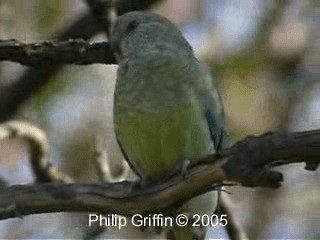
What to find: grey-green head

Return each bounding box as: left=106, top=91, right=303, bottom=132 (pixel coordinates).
left=110, top=11, right=193, bottom=62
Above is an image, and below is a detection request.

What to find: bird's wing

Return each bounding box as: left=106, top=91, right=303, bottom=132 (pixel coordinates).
left=115, top=136, right=145, bottom=179
left=198, top=64, right=230, bottom=151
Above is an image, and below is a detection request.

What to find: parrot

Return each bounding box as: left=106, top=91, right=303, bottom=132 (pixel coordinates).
left=110, top=11, right=229, bottom=239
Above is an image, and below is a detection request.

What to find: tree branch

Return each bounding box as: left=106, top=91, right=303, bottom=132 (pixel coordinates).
left=0, top=11, right=102, bottom=123
left=93, top=136, right=130, bottom=182
left=219, top=193, right=248, bottom=240
left=0, top=121, right=73, bottom=183
left=0, top=130, right=318, bottom=220
left=0, top=177, right=7, bottom=190
left=221, top=130, right=319, bottom=187
left=0, top=39, right=116, bottom=67
left=115, top=0, right=164, bottom=16
left=0, top=0, right=163, bottom=122
left=85, top=0, right=116, bottom=36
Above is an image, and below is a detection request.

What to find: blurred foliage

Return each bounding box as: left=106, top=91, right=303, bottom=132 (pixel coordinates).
left=215, top=52, right=265, bottom=80
left=31, top=72, right=68, bottom=125
left=35, top=0, right=63, bottom=35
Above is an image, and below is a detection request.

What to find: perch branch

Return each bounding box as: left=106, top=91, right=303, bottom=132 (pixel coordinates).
left=0, top=0, right=162, bottom=122
left=0, top=12, right=102, bottom=122
left=0, top=39, right=115, bottom=67
left=0, top=130, right=319, bottom=220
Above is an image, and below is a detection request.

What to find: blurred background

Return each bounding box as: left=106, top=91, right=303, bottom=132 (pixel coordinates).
left=0, top=0, right=319, bottom=239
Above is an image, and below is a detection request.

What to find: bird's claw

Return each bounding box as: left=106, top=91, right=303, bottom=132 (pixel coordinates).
left=179, top=159, right=191, bottom=180
left=129, top=178, right=149, bottom=193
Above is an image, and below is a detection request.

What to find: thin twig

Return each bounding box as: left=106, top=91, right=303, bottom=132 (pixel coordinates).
left=0, top=121, right=73, bottom=183
left=93, top=136, right=131, bottom=182
left=93, top=136, right=114, bottom=182
left=219, top=193, right=248, bottom=240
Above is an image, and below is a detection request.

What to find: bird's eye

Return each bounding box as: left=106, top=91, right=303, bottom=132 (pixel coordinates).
left=126, top=20, right=139, bottom=33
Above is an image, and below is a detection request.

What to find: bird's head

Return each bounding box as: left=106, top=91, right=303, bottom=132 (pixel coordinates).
left=110, top=11, right=193, bottom=62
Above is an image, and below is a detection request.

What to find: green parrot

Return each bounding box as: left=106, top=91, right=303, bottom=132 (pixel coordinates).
left=110, top=11, right=229, bottom=239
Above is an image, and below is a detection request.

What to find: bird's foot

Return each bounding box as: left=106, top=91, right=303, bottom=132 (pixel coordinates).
left=129, top=177, right=160, bottom=194
left=178, top=159, right=191, bottom=181
left=129, top=178, right=149, bottom=193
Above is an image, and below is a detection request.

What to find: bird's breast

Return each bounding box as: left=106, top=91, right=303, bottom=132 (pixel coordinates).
left=114, top=103, right=214, bottom=180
